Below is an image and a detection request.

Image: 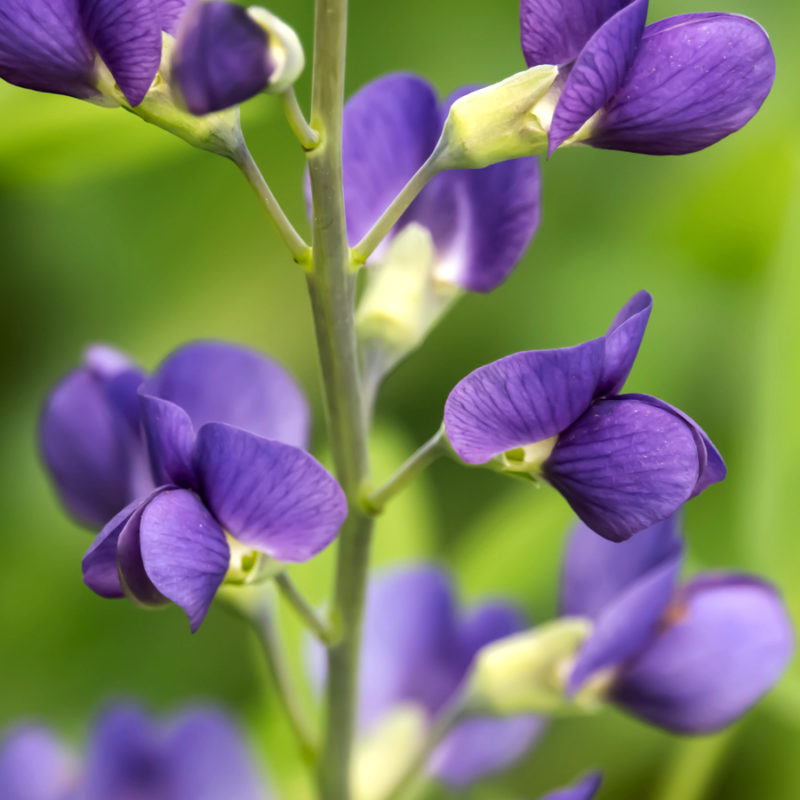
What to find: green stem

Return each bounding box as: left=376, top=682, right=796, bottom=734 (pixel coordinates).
left=275, top=571, right=337, bottom=645
left=351, top=151, right=441, bottom=265
left=306, top=0, right=375, bottom=798
left=233, top=145, right=312, bottom=265
left=364, top=427, right=449, bottom=513
left=281, top=88, right=322, bottom=151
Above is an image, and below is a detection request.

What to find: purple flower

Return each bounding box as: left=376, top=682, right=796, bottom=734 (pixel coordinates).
left=39, top=345, right=150, bottom=528
left=342, top=74, right=541, bottom=293
left=355, top=565, right=542, bottom=788
left=540, top=773, right=603, bottom=800
left=0, top=0, right=190, bottom=106
left=562, top=517, right=795, bottom=733
left=520, top=0, right=775, bottom=155
left=0, top=705, right=268, bottom=800
left=78, top=341, right=347, bottom=631
left=172, top=2, right=305, bottom=115
left=444, top=291, right=725, bottom=541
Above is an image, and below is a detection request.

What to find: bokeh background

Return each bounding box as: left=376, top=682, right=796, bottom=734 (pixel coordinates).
left=1, top=0, right=798, bottom=797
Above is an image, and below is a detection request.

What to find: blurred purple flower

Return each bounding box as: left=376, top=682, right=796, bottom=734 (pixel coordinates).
left=356, top=565, right=542, bottom=787
left=540, top=773, right=603, bottom=800
left=0, top=0, right=190, bottom=106
left=562, top=516, right=795, bottom=733
left=0, top=705, right=268, bottom=800
left=341, top=73, right=541, bottom=293
left=65, top=341, right=346, bottom=632
left=444, top=291, right=725, bottom=541
left=520, top=0, right=775, bottom=156
left=39, top=345, right=150, bottom=528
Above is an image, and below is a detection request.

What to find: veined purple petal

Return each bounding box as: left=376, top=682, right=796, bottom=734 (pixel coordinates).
left=82, top=499, right=140, bottom=599
left=589, top=13, right=776, bottom=155
left=144, top=341, right=310, bottom=450
left=598, top=290, right=652, bottom=396
left=139, top=393, right=198, bottom=488
left=167, top=708, right=266, bottom=800
left=568, top=556, right=680, bottom=692
left=549, top=0, right=648, bottom=155
left=561, top=516, right=682, bottom=619
left=40, top=360, right=145, bottom=528
left=0, top=0, right=97, bottom=99
left=544, top=396, right=703, bottom=541
left=342, top=73, right=441, bottom=248
left=80, top=0, right=163, bottom=107
left=520, top=0, right=633, bottom=66
left=624, top=394, right=726, bottom=497
left=139, top=489, right=230, bottom=631
left=445, top=339, right=606, bottom=464
left=157, top=0, right=188, bottom=34
left=0, top=726, right=75, bottom=800
left=430, top=716, right=542, bottom=787
left=541, top=773, right=603, bottom=800
left=173, top=1, right=273, bottom=115
left=614, top=575, right=794, bottom=733
left=359, top=566, right=461, bottom=728
left=194, top=423, right=347, bottom=563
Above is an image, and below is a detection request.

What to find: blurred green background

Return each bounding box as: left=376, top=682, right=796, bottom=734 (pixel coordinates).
left=1, top=0, right=798, bottom=797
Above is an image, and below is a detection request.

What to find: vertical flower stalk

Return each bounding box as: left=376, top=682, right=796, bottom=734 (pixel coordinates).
left=305, top=1, right=374, bottom=798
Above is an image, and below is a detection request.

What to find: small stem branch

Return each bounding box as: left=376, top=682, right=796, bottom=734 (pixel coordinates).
left=275, top=572, right=337, bottom=644
left=281, top=88, right=322, bottom=151
left=364, top=427, right=449, bottom=513
left=383, top=702, right=467, bottom=800
left=351, top=152, right=441, bottom=265
left=233, top=145, right=312, bottom=265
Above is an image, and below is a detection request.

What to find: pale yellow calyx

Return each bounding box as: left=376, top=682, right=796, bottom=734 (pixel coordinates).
left=247, top=7, right=305, bottom=94
left=501, top=436, right=558, bottom=475
left=351, top=705, right=429, bottom=800
left=437, top=65, right=559, bottom=169
left=224, top=534, right=273, bottom=585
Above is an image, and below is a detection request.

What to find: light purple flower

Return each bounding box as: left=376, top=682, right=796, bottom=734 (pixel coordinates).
left=520, top=0, right=775, bottom=155
left=78, top=341, right=346, bottom=631
left=0, top=705, right=268, bottom=800
left=341, top=74, right=541, bottom=293
left=563, top=517, right=795, bottom=733
left=0, top=0, right=191, bottom=106
left=540, top=773, right=603, bottom=800
left=39, top=345, right=150, bottom=528
left=444, top=291, right=725, bottom=541
left=357, top=565, right=542, bottom=787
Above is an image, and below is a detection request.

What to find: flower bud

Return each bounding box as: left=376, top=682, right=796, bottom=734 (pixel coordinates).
left=467, top=618, right=593, bottom=715
left=246, top=7, right=305, bottom=94
left=437, top=66, right=559, bottom=170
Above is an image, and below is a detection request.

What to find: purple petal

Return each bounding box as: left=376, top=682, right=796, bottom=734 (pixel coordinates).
left=0, top=726, right=75, bottom=800
left=0, top=0, right=96, bottom=99
left=430, top=716, right=542, bottom=787
left=444, top=339, right=606, bottom=464
left=139, top=489, right=230, bottom=631
left=342, top=73, right=441, bottom=247
left=520, top=0, right=633, bottom=67
left=157, top=0, right=188, bottom=34
left=568, top=556, right=680, bottom=692
left=359, top=566, right=461, bottom=727
left=589, top=14, right=776, bottom=155
left=167, top=708, right=266, bottom=800
left=598, top=290, right=652, bottom=396
left=549, top=0, right=648, bottom=155
left=80, top=0, right=163, bottom=107
left=624, top=394, right=726, bottom=497
left=544, top=396, right=704, bottom=541
left=408, top=153, right=541, bottom=293
left=144, top=341, right=310, bottom=449
left=541, top=773, right=603, bottom=800
left=173, top=1, right=273, bottom=115
left=139, top=393, right=198, bottom=488
left=614, top=575, right=794, bottom=733
left=82, top=499, right=140, bottom=599
left=194, top=423, right=346, bottom=563
left=40, top=363, right=144, bottom=528
left=561, top=516, right=682, bottom=619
